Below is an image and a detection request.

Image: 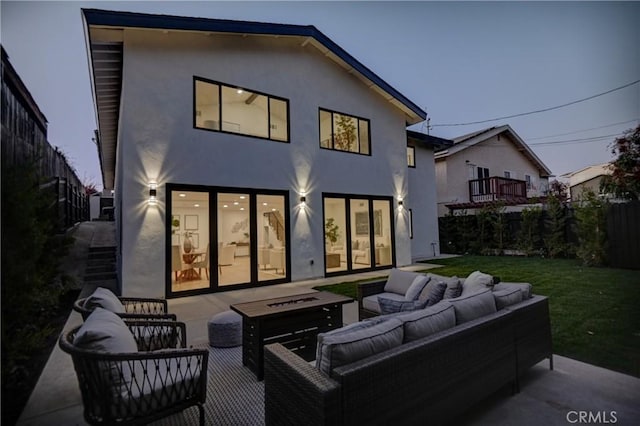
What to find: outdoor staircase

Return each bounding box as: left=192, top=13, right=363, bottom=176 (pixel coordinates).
left=84, top=246, right=117, bottom=282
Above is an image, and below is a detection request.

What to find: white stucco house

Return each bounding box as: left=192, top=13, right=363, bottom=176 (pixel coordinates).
left=83, top=9, right=447, bottom=298
left=434, top=125, right=553, bottom=216
left=560, top=162, right=612, bottom=201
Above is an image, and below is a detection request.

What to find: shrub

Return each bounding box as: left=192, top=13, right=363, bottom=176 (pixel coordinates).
left=574, top=189, right=608, bottom=266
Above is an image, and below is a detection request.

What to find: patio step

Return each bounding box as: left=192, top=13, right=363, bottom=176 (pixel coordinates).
left=85, top=246, right=116, bottom=281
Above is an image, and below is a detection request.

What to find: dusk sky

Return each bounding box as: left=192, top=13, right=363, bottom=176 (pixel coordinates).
left=2, top=1, right=639, bottom=191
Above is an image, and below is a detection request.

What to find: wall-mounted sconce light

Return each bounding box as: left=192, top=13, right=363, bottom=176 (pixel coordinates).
left=299, top=190, right=307, bottom=209
left=398, top=200, right=403, bottom=206
left=149, top=182, right=158, bottom=205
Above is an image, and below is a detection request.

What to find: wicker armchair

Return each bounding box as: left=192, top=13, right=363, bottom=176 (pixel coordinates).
left=59, top=320, right=208, bottom=426
left=74, top=296, right=176, bottom=321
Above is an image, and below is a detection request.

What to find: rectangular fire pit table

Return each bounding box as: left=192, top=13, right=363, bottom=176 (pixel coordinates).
left=230, top=291, right=353, bottom=380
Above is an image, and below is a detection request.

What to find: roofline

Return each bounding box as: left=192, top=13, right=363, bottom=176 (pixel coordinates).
left=435, top=124, right=553, bottom=177
left=407, top=130, right=453, bottom=150
left=81, top=8, right=426, bottom=123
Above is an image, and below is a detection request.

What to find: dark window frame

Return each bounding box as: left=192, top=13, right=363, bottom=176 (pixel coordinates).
left=193, top=76, right=290, bottom=143
left=318, top=107, right=371, bottom=156
left=407, top=145, right=416, bottom=168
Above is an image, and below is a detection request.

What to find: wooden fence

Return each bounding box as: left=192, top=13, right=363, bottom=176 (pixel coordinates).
left=439, top=202, right=639, bottom=270
left=607, top=201, right=640, bottom=270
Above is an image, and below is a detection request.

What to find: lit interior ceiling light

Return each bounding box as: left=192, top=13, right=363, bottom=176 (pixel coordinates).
left=263, top=202, right=268, bottom=206
left=240, top=207, right=245, bottom=211
left=223, top=204, right=228, bottom=208
left=237, top=88, right=243, bottom=94
left=240, top=195, right=246, bottom=199
left=233, top=201, right=239, bottom=205
left=179, top=193, right=186, bottom=197
left=194, top=204, right=200, bottom=207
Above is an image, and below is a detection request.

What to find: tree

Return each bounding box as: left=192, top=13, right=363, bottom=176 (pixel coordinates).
left=601, top=125, right=640, bottom=200
left=574, top=189, right=607, bottom=266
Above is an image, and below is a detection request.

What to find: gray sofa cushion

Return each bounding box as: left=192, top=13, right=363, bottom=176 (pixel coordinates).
left=405, top=275, right=430, bottom=301
left=493, top=288, right=523, bottom=310
left=448, top=289, right=497, bottom=324
left=396, top=302, right=456, bottom=342
left=428, top=273, right=462, bottom=299
left=493, top=282, right=533, bottom=299
left=384, top=268, right=421, bottom=296
left=461, top=271, right=494, bottom=296
left=83, top=287, right=126, bottom=313
left=378, top=296, right=428, bottom=314
left=418, top=280, right=447, bottom=306
left=316, top=318, right=404, bottom=376
left=363, top=292, right=405, bottom=314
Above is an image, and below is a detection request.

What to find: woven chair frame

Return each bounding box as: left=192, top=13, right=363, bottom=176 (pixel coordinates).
left=74, top=297, right=176, bottom=321
left=60, top=324, right=208, bottom=426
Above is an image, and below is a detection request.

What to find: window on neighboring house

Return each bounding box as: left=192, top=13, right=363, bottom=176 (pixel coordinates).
left=525, top=174, right=532, bottom=190
left=407, top=146, right=416, bottom=167
left=504, top=171, right=512, bottom=179
left=319, top=108, right=370, bottom=155
left=194, top=77, right=289, bottom=142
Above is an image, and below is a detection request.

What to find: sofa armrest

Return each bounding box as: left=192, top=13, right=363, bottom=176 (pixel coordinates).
left=264, top=343, right=342, bottom=426
left=356, top=280, right=387, bottom=306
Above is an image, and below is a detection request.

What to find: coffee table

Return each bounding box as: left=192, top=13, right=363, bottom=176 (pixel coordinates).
left=230, top=291, right=353, bottom=380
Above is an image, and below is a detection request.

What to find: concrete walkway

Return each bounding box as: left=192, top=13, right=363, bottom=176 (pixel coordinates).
left=17, top=222, right=640, bottom=425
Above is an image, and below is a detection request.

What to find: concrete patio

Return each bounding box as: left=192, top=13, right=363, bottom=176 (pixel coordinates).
left=16, top=222, right=640, bottom=425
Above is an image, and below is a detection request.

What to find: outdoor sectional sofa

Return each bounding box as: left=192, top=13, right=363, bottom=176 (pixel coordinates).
left=263, top=269, right=552, bottom=426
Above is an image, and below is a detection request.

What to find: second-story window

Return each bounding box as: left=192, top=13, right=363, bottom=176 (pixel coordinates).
left=194, top=77, right=289, bottom=142
left=319, top=108, right=370, bottom=155
left=407, top=146, right=416, bottom=167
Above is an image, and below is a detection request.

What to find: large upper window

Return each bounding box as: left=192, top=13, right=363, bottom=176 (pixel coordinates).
left=319, top=108, right=370, bottom=155
left=407, top=146, right=416, bottom=167
left=194, top=77, right=289, bottom=142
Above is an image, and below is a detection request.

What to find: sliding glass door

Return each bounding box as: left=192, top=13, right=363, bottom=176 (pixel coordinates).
left=323, top=194, right=394, bottom=276
left=167, top=185, right=289, bottom=297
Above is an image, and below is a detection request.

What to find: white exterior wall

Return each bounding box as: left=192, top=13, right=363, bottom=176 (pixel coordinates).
left=114, top=30, right=411, bottom=297
left=409, top=146, right=441, bottom=259
left=436, top=134, right=548, bottom=216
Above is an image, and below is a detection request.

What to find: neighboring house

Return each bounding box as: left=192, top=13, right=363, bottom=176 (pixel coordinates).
left=560, top=163, right=612, bottom=201
left=82, top=9, right=441, bottom=299
left=434, top=125, right=552, bottom=216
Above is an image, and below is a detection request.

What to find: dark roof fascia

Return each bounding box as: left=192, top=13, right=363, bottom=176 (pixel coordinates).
left=407, top=130, right=453, bottom=150
left=81, top=9, right=426, bottom=121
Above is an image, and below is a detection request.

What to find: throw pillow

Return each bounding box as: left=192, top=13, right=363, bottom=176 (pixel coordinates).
left=447, top=289, right=497, bottom=324
left=461, top=271, right=494, bottom=296
left=493, top=288, right=523, bottom=310
left=427, top=273, right=462, bottom=299
left=316, top=318, right=404, bottom=376
left=83, top=287, right=126, bottom=313
left=378, top=296, right=428, bottom=315
left=384, top=268, right=421, bottom=296
left=404, top=275, right=430, bottom=301
left=397, top=302, right=456, bottom=342
left=418, top=280, right=447, bottom=306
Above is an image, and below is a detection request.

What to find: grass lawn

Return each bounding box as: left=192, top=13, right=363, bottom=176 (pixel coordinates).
left=314, top=255, right=640, bottom=377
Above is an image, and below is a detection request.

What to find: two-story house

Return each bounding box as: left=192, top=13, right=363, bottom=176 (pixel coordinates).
left=434, top=125, right=552, bottom=216
left=82, top=9, right=443, bottom=298
left=560, top=163, right=612, bottom=201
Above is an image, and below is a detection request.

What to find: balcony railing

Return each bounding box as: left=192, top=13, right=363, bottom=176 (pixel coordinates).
left=469, top=177, right=527, bottom=203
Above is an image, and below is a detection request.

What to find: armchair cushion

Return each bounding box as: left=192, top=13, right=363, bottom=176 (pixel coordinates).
left=383, top=268, right=421, bottom=296
left=405, top=275, right=430, bottom=301
left=73, top=308, right=138, bottom=353
left=378, top=296, right=428, bottom=315
left=83, top=287, right=126, bottom=313
left=316, top=317, right=403, bottom=376
left=448, top=289, right=497, bottom=324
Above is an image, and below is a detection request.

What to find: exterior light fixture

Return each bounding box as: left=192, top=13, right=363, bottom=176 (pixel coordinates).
left=149, top=182, right=157, bottom=205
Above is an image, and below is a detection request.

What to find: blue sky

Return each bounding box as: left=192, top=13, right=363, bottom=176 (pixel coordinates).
left=2, top=1, right=639, bottom=190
